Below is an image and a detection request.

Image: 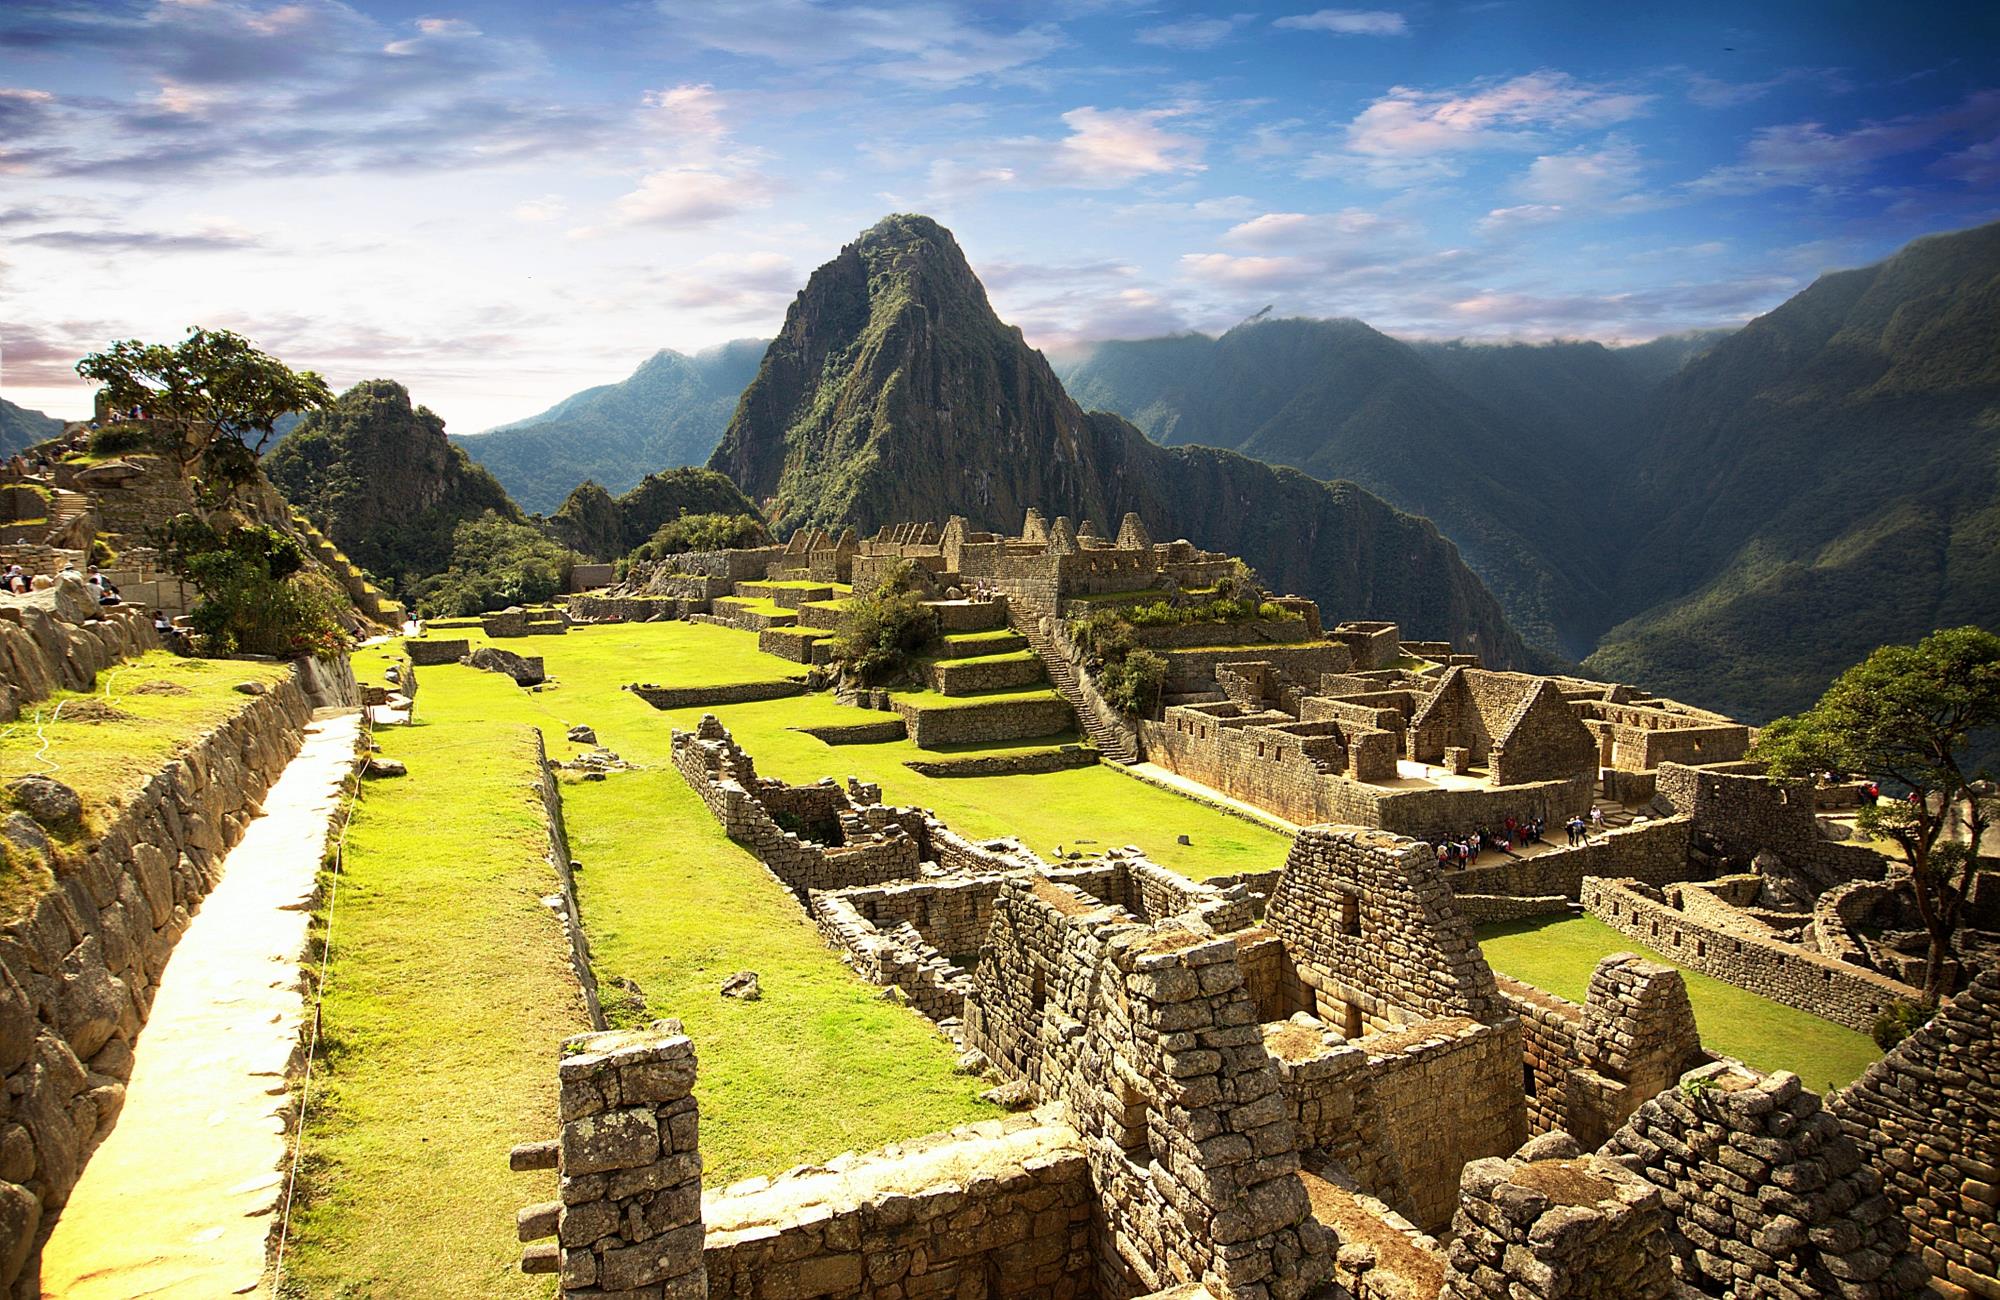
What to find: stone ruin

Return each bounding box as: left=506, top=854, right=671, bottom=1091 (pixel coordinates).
left=509, top=709, right=1996, bottom=1299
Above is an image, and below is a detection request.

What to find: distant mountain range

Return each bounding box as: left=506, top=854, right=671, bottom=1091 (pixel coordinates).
left=706, top=213, right=1540, bottom=668
left=0, top=397, right=66, bottom=457
left=457, top=341, right=764, bottom=513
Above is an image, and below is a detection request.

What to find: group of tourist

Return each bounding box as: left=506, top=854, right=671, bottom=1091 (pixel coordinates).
left=3, top=560, right=122, bottom=605
left=1432, top=806, right=1609, bottom=865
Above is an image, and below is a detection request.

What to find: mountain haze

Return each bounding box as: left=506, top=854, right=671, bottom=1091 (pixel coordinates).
left=707, top=214, right=1540, bottom=668
left=460, top=341, right=765, bottom=513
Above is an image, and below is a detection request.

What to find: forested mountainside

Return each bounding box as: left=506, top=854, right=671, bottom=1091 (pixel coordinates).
left=267, top=379, right=522, bottom=590
left=0, top=397, right=66, bottom=457
left=460, top=342, right=765, bottom=513
left=1586, top=219, right=2000, bottom=720
left=706, top=213, right=1541, bottom=669
left=544, top=467, right=763, bottom=560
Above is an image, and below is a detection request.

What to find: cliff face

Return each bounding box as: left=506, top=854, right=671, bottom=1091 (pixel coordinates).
left=266, top=379, right=520, bottom=586
left=708, top=214, right=1539, bottom=667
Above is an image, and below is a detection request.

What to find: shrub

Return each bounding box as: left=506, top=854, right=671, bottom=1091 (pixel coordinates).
left=408, top=511, right=577, bottom=618
left=1870, top=998, right=1936, bottom=1051
left=1098, top=648, right=1166, bottom=715
left=86, top=422, right=164, bottom=457
left=160, top=515, right=351, bottom=657
left=628, top=512, right=769, bottom=562
left=829, top=561, right=940, bottom=685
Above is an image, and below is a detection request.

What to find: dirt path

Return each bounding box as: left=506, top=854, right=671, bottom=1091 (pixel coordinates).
left=40, top=710, right=363, bottom=1299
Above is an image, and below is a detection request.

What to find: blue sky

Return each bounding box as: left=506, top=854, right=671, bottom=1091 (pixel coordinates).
left=2, top=0, right=1996, bottom=429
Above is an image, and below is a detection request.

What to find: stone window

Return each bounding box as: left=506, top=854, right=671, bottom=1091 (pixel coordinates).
left=1695, top=938, right=1706, bottom=958
left=1523, top=1063, right=1537, bottom=1097
left=1341, top=1001, right=1364, bottom=1039
left=1339, top=891, right=1360, bottom=937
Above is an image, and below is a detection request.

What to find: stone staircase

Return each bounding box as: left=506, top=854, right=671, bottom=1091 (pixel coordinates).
left=288, top=511, right=406, bottom=625
left=1016, top=617, right=1141, bottom=765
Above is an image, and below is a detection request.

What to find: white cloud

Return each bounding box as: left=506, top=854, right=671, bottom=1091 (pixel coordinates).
left=1179, top=252, right=1313, bottom=287
left=1514, top=139, right=1644, bottom=205
left=1345, top=71, right=1651, bottom=157
left=1049, top=106, right=1205, bottom=185
left=612, top=169, right=775, bottom=227
left=513, top=195, right=567, bottom=222
left=1272, top=9, right=1407, bottom=36
left=661, top=0, right=1061, bottom=87
left=1475, top=204, right=1564, bottom=234
left=1136, top=17, right=1245, bottom=50
left=1221, top=208, right=1411, bottom=250
left=1690, top=90, right=2000, bottom=193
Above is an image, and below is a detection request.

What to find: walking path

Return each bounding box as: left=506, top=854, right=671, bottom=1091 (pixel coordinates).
left=40, top=710, right=363, bottom=1299
left=1124, top=761, right=1302, bottom=833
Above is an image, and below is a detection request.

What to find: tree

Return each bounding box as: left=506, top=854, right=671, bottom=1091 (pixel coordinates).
left=1754, top=626, right=2000, bottom=996
left=75, top=328, right=331, bottom=487
left=158, top=514, right=351, bottom=657
left=406, top=512, right=577, bottom=618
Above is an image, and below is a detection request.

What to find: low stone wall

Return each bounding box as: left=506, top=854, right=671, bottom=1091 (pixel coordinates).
left=895, top=696, right=1072, bottom=748
left=0, top=581, right=157, bottom=722
left=1582, top=877, right=1920, bottom=1033
left=1452, top=893, right=1570, bottom=924
left=1440, top=817, right=1694, bottom=900
left=702, top=1116, right=1094, bottom=1300
left=403, top=637, right=468, bottom=666
left=903, top=747, right=1097, bottom=778
left=0, top=661, right=332, bottom=1294
left=630, top=679, right=805, bottom=710
left=1500, top=980, right=1584, bottom=1138
left=928, top=654, right=1046, bottom=695
left=483, top=610, right=568, bottom=637
left=1444, top=1142, right=1675, bottom=1300
left=809, top=889, right=975, bottom=1021
left=529, top=733, right=605, bottom=1031
left=565, top=594, right=686, bottom=623
left=1128, top=618, right=1313, bottom=650
left=791, top=719, right=908, bottom=745
left=1830, top=967, right=2000, bottom=1300
left=1361, top=1019, right=1526, bottom=1232
left=1159, top=641, right=1347, bottom=693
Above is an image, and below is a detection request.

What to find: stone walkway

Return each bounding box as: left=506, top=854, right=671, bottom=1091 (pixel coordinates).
left=1124, top=762, right=1302, bottom=833
left=40, top=710, right=363, bottom=1299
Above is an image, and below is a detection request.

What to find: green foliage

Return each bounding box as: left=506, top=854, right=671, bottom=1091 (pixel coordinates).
left=86, top=422, right=165, bottom=457
left=1756, top=625, right=2000, bottom=994
left=1120, top=593, right=1299, bottom=629
left=159, top=514, right=351, bottom=656
left=828, top=560, right=940, bottom=685
left=1871, top=998, right=1937, bottom=1051
left=629, top=512, right=769, bottom=562
left=75, top=327, right=331, bottom=487
left=406, top=511, right=577, bottom=618
left=545, top=468, right=767, bottom=560
left=1099, top=648, right=1166, bottom=715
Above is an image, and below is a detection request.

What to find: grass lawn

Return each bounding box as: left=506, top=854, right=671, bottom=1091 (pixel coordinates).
left=888, top=684, right=1064, bottom=710
left=0, top=652, right=294, bottom=921
left=1477, top=915, right=1882, bottom=1091
left=279, top=687, right=584, bottom=1298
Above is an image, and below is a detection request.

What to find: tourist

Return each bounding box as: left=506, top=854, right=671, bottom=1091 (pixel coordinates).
left=57, top=559, right=82, bottom=585
left=1590, top=806, right=1605, bottom=829
left=1435, top=841, right=1449, bottom=865
left=86, top=565, right=119, bottom=605
left=3, top=565, right=26, bottom=595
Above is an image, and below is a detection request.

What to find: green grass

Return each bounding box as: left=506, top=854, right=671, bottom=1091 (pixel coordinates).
left=944, top=629, right=1020, bottom=645
left=889, top=684, right=1064, bottom=710
left=280, top=694, right=584, bottom=1298
left=1477, top=915, right=1882, bottom=1091
left=0, top=652, right=294, bottom=921
left=924, top=650, right=1040, bottom=669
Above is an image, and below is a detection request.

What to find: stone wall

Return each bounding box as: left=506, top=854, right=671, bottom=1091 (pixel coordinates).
left=404, top=637, right=468, bottom=666
left=1450, top=893, right=1570, bottom=924
left=1830, top=967, right=2000, bottom=1300
left=1358, top=1018, right=1526, bottom=1231
left=0, top=661, right=335, bottom=1295
left=1443, top=1140, right=1675, bottom=1300
left=632, top=679, right=806, bottom=710
left=1263, top=826, right=1508, bottom=1029
left=529, top=732, right=605, bottom=1032
left=0, top=581, right=158, bottom=722
left=702, top=1116, right=1096, bottom=1300
left=895, top=696, right=1072, bottom=749
left=1582, top=877, right=1921, bottom=1035
left=1602, top=1061, right=1929, bottom=1298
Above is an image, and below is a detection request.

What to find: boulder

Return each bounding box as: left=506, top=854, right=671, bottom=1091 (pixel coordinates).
left=568, top=724, right=598, bottom=745
left=363, top=757, right=408, bottom=779
left=464, top=646, right=545, bottom=687
left=9, top=776, right=80, bottom=829
left=719, top=971, right=761, bottom=1001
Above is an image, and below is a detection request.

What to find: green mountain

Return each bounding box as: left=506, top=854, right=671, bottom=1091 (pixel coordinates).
left=267, top=379, right=523, bottom=590
left=1586, top=220, right=2000, bottom=721
left=460, top=342, right=765, bottom=513
left=545, top=467, right=763, bottom=560
left=708, top=213, right=1541, bottom=668
left=0, top=397, right=66, bottom=457
left=1060, top=319, right=1700, bottom=656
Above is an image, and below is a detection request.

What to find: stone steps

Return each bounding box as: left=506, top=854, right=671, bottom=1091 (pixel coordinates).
left=1018, top=622, right=1140, bottom=765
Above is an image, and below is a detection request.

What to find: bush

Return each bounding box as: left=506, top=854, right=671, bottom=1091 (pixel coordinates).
left=628, top=512, right=769, bottom=562
left=1870, top=998, right=1936, bottom=1051
left=828, top=561, right=940, bottom=685
left=407, top=512, right=577, bottom=618
left=160, top=515, right=350, bottom=656
left=87, top=422, right=164, bottom=457
left=1098, top=648, right=1166, bottom=715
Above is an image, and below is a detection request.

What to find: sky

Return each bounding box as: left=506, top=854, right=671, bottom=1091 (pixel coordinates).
left=1, top=0, right=1997, bottom=431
